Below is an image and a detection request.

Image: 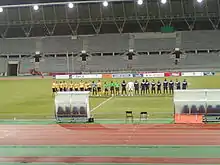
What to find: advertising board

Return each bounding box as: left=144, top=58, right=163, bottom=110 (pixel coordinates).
left=55, top=75, right=70, bottom=80
left=102, top=74, right=112, bottom=78
left=143, top=72, right=165, bottom=78
left=133, top=74, right=143, bottom=78
left=72, top=74, right=102, bottom=79
left=181, top=72, right=203, bottom=77
left=164, top=72, right=181, bottom=77
left=112, top=74, right=133, bottom=78
left=203, top=72, right=215, bottom=76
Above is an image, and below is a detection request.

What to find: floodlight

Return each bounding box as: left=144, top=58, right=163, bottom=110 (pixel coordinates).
left=129, top=49, right=134, bottom=53
left=68, top=2, right=74, bottom=8
left=160, top=0, right=167, bottom=4
left=197, top=0, right=203, bottom=3
left=33, top=5, right=39, bottom=11
left=175, top=48, right=180, bottom=51
left=35, top=51, right=40, bottom=55
left=0, top=7, right=3, bottom=13
left=103, top=1, right=108, bottom=7
left=137, top=0, right=143, bottom=5
left=81, top=50, right=86, bottom=54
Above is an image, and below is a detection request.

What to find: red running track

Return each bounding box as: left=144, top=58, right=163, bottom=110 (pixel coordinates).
left=0, top=124, right=220, bottom=145
left=1, top=157, right=220, bottom=164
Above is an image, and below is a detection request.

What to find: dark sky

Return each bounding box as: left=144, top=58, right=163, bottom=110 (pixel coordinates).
left=0, top=0, right=80, bottom=5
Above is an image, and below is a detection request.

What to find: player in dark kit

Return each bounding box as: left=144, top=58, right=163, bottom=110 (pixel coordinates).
left=175, top=79, right=181, bottom=90
left=151, top=80, right=156, bottom=94
left=121, top=80, right=127, bottom=96
left=182, top=79, right=188, bottom=90
left=140, top=80, right=145, bottom=95
left=134, top=80, right=139, bottom=95
left=157, top=81, right=162, bottom=94
left=169, top=80, right=174, bottom=94
left=145, top=80, right=150, bottom=94
left=163, top=79, right=168, bottom=94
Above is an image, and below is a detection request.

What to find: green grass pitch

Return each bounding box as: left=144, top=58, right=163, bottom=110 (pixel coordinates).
left=0, top=76, right=220, bottom=120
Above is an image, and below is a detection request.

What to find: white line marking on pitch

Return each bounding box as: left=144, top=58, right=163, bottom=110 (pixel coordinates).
left=91, top=97, right=113, bottom=112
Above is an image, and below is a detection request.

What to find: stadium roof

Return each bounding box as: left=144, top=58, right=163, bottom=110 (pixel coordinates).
left=1, top=0, right=129, bottom=6
left=0, top=0, right=218, bottom=37
left=0, top=0, right=71, bottom=5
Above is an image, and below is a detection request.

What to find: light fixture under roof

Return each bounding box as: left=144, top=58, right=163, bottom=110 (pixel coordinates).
left=103, top=1, right=108, bottom=7
left=35, top=51, right=40, bottom=55
left=81, top=50, right=86, bottom=54
left=137, top=0, right=143, bottom=5
left=68, top=2, right=74, bottom=8
left=33, top=5, right=39, bottom=11
left=197, top=0, right=203, bottom=3
left=161, top=0, right=167, bottom=4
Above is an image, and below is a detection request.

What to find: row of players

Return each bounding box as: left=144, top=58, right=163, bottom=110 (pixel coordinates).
left=52, top=79, right=188, bottom=96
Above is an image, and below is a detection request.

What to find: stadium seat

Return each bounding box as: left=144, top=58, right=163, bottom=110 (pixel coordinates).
left=211, top=105, right=220, bottom=115
left=57, top=106, right=65, bottom=117
left=215, top=105, right=220, bottom=113
left=65, top=106, right=71, bottom=117
left=198, top=105, right=206, bottom=114
left=72, top=107, right=79, bottom=115
left=191, top=105, right=198, bottom=114
left=207, top=105, right=214, bottom=114
left=79, top=106, right=87, bottom=116
left=181, top=105, right=189, bottom=114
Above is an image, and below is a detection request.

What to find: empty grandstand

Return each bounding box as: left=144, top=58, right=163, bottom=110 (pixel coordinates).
left=0, top=0, right=219, bottom=75
left=0, top=30, right=219, bottom=75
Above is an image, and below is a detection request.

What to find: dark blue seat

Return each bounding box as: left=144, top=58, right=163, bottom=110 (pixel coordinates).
left=57, top=106, right=65, bottom=117
left=72, top=106, right=79, bottom=116
left=198, top=105, right=206, bottom=114
left=207, top=105, right=214, bottom=114
left=215, top=105, right=220, bottom=113
left=191, top=105, right=198, bottom=114
left=65, top=106, right=71, bottom=117
left=211, top=106, right=220, bottom=115
left=181, top=105, right=189, bottom=114
left=79, top=106, right=87, bottom=116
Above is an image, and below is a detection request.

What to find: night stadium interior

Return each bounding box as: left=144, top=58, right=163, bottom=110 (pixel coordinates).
left=0, top=0, right=220, bottom=164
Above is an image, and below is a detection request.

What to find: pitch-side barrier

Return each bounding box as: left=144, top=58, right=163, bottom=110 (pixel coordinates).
left=0, top=112, right=174, bottom=123
left=1, top=112, right=219, bottom=124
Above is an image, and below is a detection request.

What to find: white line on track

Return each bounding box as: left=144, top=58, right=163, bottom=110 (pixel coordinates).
left=91, top=97, right=113, bottom=112
left=0, top=129, right=17, bottom=139
left=1, top=144, right=220, bottom=147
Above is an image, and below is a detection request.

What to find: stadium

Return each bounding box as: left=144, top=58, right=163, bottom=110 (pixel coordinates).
left=0, top=0, right=220, bottom=164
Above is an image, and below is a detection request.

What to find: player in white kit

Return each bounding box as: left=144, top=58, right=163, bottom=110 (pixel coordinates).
left=126, top=81, right=134, bottom=96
